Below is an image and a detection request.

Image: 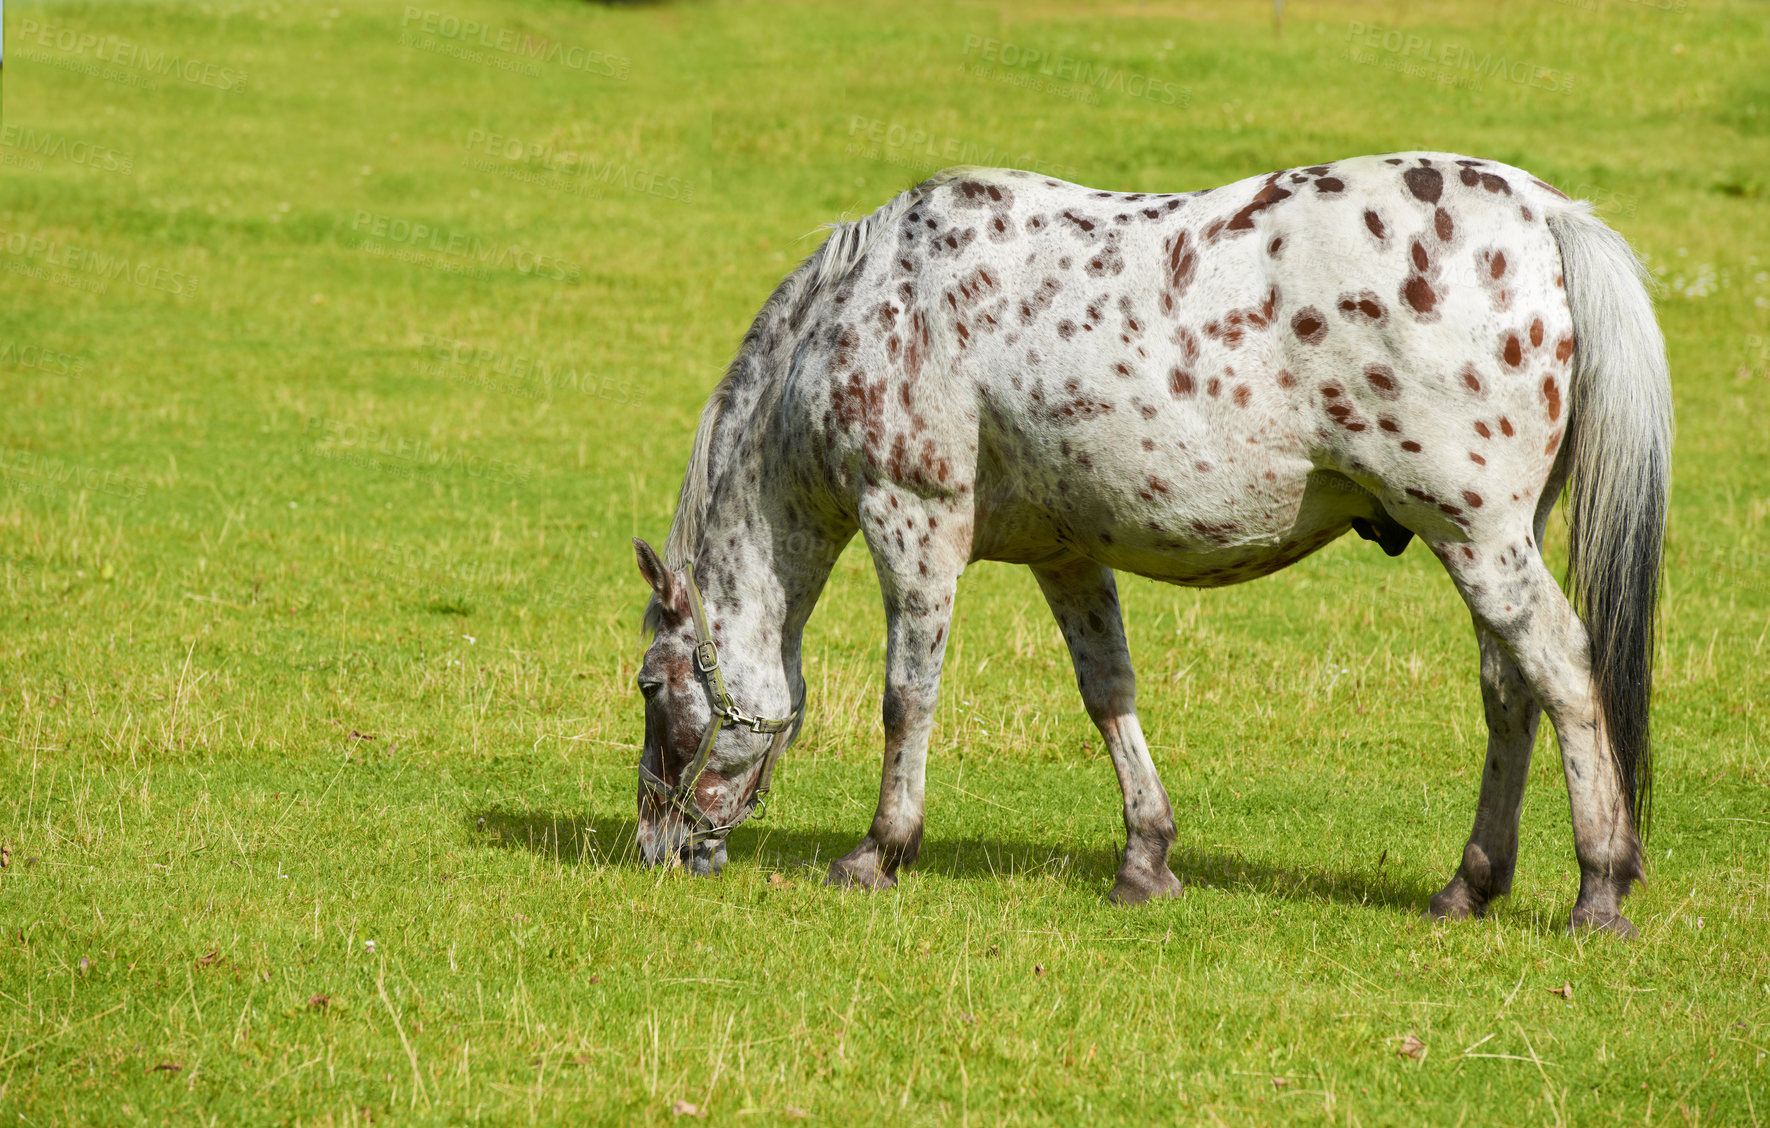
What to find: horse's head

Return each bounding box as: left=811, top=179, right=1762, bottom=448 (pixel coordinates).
left=632, top=538, right=799, bottom=875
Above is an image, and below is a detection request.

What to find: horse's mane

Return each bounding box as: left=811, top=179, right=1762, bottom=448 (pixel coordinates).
left=643, top=169, right=971, bottom=632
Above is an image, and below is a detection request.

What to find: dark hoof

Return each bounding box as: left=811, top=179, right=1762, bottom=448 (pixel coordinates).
left=1109, top=867, right=1182, bottom=906
left=826, top=854, right=897, bottom=891
left=1427, top=876, right=1491, bottom=922
left=1569, top=908, right=1637, bottom=939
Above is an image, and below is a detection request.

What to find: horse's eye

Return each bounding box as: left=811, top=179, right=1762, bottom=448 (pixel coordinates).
left=637, top=677, right=664, bottom=699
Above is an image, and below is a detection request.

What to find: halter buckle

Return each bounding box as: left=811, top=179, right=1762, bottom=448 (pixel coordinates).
left=693, top=640, right=720, bottom=674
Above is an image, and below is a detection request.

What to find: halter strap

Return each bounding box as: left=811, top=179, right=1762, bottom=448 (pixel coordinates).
left=637, top=561, right=801, bottom=841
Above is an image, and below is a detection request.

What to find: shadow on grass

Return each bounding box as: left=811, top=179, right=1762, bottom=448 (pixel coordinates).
left=467, top=807, right=1436, bottom=917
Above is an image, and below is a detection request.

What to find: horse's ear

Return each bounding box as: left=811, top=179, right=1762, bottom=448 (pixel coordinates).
left=633, top=538, right=681, bottom=615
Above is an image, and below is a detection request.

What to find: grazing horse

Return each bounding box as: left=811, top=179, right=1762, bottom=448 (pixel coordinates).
left=632, top=153, right=1670, bottom=936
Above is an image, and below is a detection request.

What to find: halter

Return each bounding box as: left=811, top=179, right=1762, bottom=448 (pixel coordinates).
left=636, top=562, right=802, bottom=843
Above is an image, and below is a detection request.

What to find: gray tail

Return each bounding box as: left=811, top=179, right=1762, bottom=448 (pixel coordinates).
left=1547, top=202, right=1673, bottom=843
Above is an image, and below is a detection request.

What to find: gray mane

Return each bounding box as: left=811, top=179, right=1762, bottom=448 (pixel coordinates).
left=643, top=171, right=963, bottom=632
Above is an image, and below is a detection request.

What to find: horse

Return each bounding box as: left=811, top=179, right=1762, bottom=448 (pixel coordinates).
left=631, top=152, right=1670, bottom=937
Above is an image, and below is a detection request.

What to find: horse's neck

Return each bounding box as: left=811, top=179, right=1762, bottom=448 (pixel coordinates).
left=690, top=411, right=837, bottom=715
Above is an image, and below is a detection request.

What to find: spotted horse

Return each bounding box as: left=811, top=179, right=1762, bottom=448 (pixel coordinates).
left=632, top=153, right=1671, bottom=937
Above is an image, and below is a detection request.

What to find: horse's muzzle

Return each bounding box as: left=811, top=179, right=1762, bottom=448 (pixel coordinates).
left=637, top=809, right=728, bottom=875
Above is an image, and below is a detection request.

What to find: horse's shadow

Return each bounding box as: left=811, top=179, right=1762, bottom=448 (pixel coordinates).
left=467, top=807, right=1437, bottom=917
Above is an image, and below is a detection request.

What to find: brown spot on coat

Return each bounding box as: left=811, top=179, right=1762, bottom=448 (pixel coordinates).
left=1403, top=276, right=1437, bottom=315
left=1529, top=318, right=1544, bottom=348
left=1555, top=336, right=1574, bottom=363
left=1462, top=490, right=1484, bottom=508
left=1502, top=335, right=1523, bottom=368
left=1163, top=230, right=1197, bottom=301
left=1542, top=377, right=1561, bottom=421
left=1174, top=325, right=1201, bottom=365
left=1401, top=440, right=1422, bottom=452
left=1403, top=166, right=1444, bottom=203
left=1364, top=210, right=1386, bottom=239
left=1291, top=308, right=1327, bottom=344
left=1463, top=366, right=1483, bottom=393
left=1474, top=420, right=1492, bottom=439
left=1364, top=364, right=1397, bottom=396
left=1226, top=173, right=1293, bottom=233
left=1338, top=291, right=1386, bottom=324
left=1434, top=207, right=1454, bottom=241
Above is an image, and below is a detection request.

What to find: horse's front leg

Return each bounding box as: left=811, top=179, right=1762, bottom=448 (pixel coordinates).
left=1032, top=559, right=1182, bottom=904
left=828, top=491, right=967, bottom=890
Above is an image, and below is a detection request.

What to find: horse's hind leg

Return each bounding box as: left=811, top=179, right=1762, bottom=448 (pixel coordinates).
left=1428, top=625, right=1539, bottom=920
left=1432, top=535, right=1644, bottom=936
left=1032, top=559, right=1181, bottom=904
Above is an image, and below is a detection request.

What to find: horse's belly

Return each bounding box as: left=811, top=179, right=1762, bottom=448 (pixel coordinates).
left=973, top=431, right=1376, bottom=585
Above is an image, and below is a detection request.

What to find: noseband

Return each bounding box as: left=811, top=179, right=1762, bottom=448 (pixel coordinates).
left=637, top=562, right=801, bottom=843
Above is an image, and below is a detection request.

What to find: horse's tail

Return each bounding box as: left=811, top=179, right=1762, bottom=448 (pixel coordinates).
left=1546, top=202, right=1673, bottom=843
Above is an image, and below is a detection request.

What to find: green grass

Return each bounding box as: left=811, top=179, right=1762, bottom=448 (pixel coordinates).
left=3, top=0, right=1768, bottom=1123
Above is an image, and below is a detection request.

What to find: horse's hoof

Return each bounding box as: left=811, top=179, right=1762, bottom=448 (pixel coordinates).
left=1109, top=868, right=1182, bottom=906
left=1427, top=879, right=1489, bottom=922
left=1569, top=908, right=1637, bottom=939
left=826, top=856, right=897, bottom=891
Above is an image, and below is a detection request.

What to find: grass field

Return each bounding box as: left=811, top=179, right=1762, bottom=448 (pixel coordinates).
left=3, top=0, right=1769, bottom=1123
